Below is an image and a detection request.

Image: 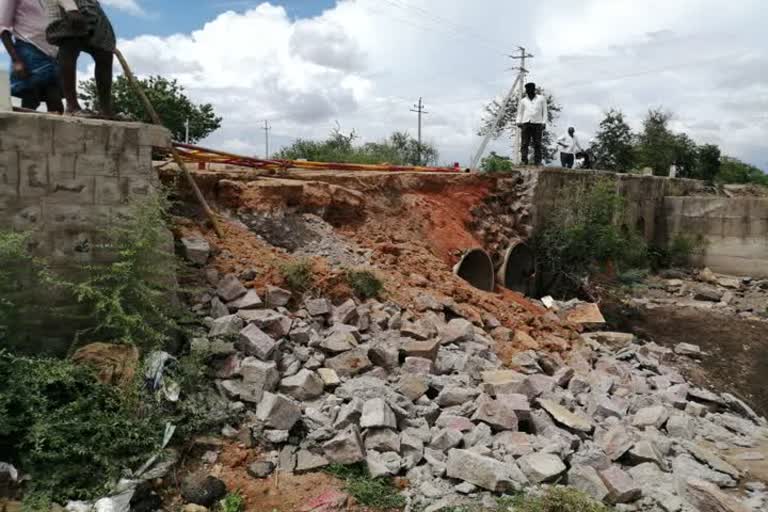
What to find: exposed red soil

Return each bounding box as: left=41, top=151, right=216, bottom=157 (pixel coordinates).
left=167, top=169, right=579, bottom=359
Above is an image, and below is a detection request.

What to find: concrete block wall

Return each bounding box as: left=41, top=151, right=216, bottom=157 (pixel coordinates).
left=0, top=112, right=170, bottom=265
left=663, top=196, right=768, bottom=277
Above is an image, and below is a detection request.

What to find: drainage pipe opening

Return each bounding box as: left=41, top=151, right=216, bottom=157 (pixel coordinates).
left=453, top=248, right=495, bottom=292
left=498, top=240, right=536, bottom=295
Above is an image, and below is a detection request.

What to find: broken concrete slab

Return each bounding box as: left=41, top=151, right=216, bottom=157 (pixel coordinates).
left=325, top=350, right=372, bottom=378
left=227, top=289, right=263, bottom=311
left=471, top=395, right=518, bottom=431
left=538, top=399, right=593, bottom=433
left=181, top=237, right=210, bottom=266
left=446, top=449, right=526, bottom=492
left=517, top=453, right=566, bottom=483
left=255, top=392, right=302, bottom=431
left=217, top=274, right=248, bottom=302
left=599, top=465, right=641, bottom=504
left=279, top=369, right=324, bottom=401
left=685, top=478, right=751, bottom=512
left=323, top=426, right=365, bottom=464
left=237, top=324, right=277, bottom=361
left=567, top=464, right=610, bottom=503
left=360, top=398, right=397, bottom=429
left=265, top=286, right=292, bottom=308
left=481, top=369, right=526, bottom=396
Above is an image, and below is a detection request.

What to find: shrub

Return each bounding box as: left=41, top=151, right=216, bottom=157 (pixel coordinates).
left=281, top=259, right=314, bottom=292
left=346, top=269, right=383, bottom=299
left=0, top=351, right=164, bottom=502
left=650, top=234, right=707, bottom=269
left=0, top=231, right=65, bottom=351
left=534, top=178, right=649, bottom=295
left=325, top=464, right=405, bottom=509
left=67, top=193, right=186, bottom=352
left=480, top=152, right=514, bottom=173
left=219, top=491, right=245, bottom=512
left=502, top=487, right=611, bottom=512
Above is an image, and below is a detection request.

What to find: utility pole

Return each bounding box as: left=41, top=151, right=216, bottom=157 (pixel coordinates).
left=508, top=47, right=534, bottom=165
left=470, top=46, right=534, bottom=169
left=410, top=97, right=428, bottom=165
left=184, top=118, right=190, bottom=144
left=263, top=120, right=272, bottom=159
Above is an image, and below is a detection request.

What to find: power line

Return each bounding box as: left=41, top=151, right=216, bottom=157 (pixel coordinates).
left=379, top=0, right=511, bottom=55
left=368, top=0, right=510, bottom=56
left=410, top=97, right=428, bottom=165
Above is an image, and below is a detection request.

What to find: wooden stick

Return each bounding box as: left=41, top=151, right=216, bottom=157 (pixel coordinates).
left=113, top=48, right=224, bottom=238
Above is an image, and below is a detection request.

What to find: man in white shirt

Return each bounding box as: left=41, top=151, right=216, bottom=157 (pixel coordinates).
left=557, top=127, right=584, bottom=169
left=516, top=82, right=548, bottom=166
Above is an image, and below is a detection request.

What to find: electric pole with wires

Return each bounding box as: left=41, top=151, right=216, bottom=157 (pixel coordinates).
left=263, top=120, right=272, bottom=159
left=410, top=97, right=428, bottom=165
left=470, top=46, right=534, bottom=169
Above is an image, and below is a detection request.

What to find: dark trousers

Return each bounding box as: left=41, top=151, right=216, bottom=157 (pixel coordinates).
left=520, top=123, right=544, bottom=165
left=560, top=153, right=575, bottom=168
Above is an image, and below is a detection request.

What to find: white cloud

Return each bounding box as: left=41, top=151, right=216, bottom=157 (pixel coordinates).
left=116, top=0, right=768, bottom=168
left=101, top=0, right=144, bottom=15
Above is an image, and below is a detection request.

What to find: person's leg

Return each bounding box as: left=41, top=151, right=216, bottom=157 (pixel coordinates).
left=44, top=82, right=64, bottom=113
left=58, top=41, right=83, bottom=113
left=520, top=124, right=531, bottom=165
left=20, top=90, right=41, bottom=111
left=565, top=154, right=575, bottom=168
left=560, top=153, right=567, bottom=168
left=533, top=124, right=544, bottom=165
left=89, top=48, right=114, bottom=117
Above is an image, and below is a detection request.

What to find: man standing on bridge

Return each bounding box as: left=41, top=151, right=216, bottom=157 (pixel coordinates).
left=516, top=82, right=548, bottom=166
left=557, top=127, right=584, bottom=169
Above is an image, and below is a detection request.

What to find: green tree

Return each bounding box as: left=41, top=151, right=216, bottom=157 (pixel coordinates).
left=480, top=151, right=514, bottom=172
left=636, top=109, right=677, bottom=176
left=695, top=144, right=722, bottom=181
left=479, top=87, right=562, bottom=163
left=717, top=157, right=768, bottom=185
left=275, top=129, right=439, bottom=166
left=671, top=132, right=699, bottom=178
left=592, top=109, right=635, bottom=172
left=79, top=75, right=222, bottom=143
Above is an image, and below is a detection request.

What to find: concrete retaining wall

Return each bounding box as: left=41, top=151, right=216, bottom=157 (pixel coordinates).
left=0, top=112, right=170, bottom=264
left=529, top=168, right=707, bottom=244
left=663, top=196, right=768, bottom=277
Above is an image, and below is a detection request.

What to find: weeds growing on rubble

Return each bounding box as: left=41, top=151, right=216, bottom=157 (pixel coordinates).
left=281, top=259, right=314, bottom=292
left=218, top=490, right=245, bottom=512
left=325, top=463, right=406, bottom=509
left=346, top=269, right=384, bottom=299
left=498, top=487, right=612, bottom=512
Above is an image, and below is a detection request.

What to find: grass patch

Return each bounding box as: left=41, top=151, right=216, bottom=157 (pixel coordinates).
left=649, top=233, right=707, bottom=270
left=281, top=259, right=314, bottom=292
left=325, top=463, right=405, bottom=510
left=346, top=269, right=383, bottom=299
left=499, top=487, right=611, bottom=512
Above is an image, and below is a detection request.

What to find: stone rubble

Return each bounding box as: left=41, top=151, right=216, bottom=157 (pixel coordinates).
left=188, top=274, right=767, bottom=511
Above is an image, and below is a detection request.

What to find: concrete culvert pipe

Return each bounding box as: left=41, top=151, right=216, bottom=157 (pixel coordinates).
left=498, top=240, right=536, bottom=296
left=453, top=248, right=495, bottom=292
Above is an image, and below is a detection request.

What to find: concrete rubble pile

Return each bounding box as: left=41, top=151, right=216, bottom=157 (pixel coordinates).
left=189, top=272, right=768, bottom=512
left=629, top=268, right=768, bottom=322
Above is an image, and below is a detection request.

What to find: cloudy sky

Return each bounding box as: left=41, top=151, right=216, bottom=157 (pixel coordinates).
left=7, top=0, right=768, bottom=168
